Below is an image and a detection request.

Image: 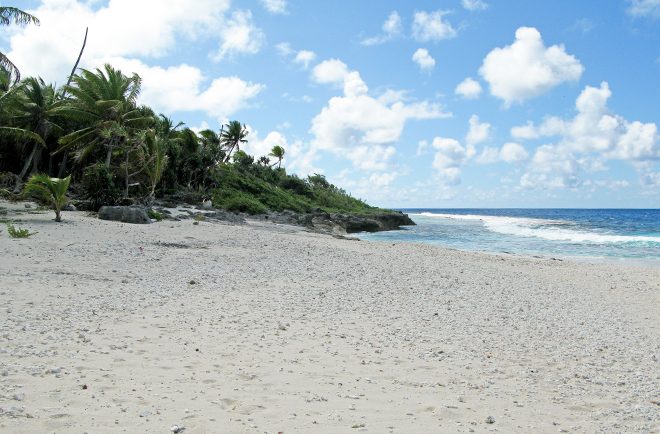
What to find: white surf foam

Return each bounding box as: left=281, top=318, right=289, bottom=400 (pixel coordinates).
left=413, top=212, right=660, bottom=244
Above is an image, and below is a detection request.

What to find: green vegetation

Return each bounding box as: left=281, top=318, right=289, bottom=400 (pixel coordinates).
left=0, top=6, right=392, bottom=219
left=147, top=209, right=163, bottom=221
left=6, top=222, right=35, bottom=238
left=23, top=174, right=71, bottom=221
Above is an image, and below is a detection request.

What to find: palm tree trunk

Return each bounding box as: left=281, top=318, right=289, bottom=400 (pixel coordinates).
left=57, top=153, right=68, bottom=177
left=31, top=148, right=42, bottom=174
left=278, top=158, right=282, bottom=169
left=55, top=209, right=61, bottom=222
left=14, top=142, right=38, bottom=192
left=105, top=145, right=114, bottom=167
left=124, top=151, right=129, bottom=198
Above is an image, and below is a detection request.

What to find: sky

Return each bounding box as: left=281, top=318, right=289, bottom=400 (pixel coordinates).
left=2, top=0, right=659, bottom=208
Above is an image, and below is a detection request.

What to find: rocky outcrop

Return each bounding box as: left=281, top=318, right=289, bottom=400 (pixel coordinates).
left=267, top=209, right=415, bottom=234
left=98, top=206, right=151, bottom=224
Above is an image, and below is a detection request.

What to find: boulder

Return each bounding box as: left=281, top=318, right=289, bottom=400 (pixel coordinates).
left=98, top=206, right=151, bottom=224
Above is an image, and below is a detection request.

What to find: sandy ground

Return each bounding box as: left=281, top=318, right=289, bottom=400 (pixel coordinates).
left=0, top=202, right=659, bottom=433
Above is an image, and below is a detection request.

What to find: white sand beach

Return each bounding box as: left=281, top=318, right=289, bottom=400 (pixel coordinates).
left=1, top=203, right=659, bottom=433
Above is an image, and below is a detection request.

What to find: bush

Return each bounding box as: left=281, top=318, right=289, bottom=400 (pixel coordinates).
left=6, top=223, right=35, bottom=238
left=148, top=209, right=163, bottom=221
left=279, top=175, right=311, bottom=196
left=223, top=194, right=268, bottom=215
left=81, top=164, right=122, bottom=211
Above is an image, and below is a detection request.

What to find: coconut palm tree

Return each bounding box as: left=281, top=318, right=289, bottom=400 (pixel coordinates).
left=2, top=77, right=64, bottom=190
left=55, top=64, right=152, bottom=168
left=0, top=7, right=39, bottom=84
left=135, top=129, right=169, bottom=202
left=269, top=145, right=285, bottom=169
left=23, top=174, right=70, bottom=222
left=220, top=120, right=248, bottom=163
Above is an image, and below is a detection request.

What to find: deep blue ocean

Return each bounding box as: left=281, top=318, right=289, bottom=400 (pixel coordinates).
left=359, top=209, right=660, bottom=265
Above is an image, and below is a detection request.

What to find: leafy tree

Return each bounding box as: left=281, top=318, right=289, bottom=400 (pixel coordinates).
left=269, top=145, right=285, bottom=169
left=23, top=174, right=70, bottom=222
left=0, top=7, right=39, bottom=84
left=220, top=120, right=248, bottom=163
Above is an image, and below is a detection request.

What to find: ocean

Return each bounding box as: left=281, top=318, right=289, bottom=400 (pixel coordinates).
left=358, top=209, right=660, bottom=265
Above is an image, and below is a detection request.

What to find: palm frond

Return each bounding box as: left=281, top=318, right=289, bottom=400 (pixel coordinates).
left=0, top=7, right=40, bottom=26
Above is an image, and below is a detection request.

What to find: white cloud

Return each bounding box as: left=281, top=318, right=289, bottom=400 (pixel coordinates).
left=416, top=140, right=429, bottom=156
left=4, top=0, right=236, bottom=83
left=510, top=122, right=539, bottom=140
left=412, top=48, right=435, bottom=72
left=275, top=42, right=293, bottom=56
left=243, top=128, right=287, bottom=159
left=520, top=145, right=582, bottom=189
left=294, top=50, right=317, bottom=69
left=461, top=0, right=489, bottom=11
left=430, top=137, right=474, bottom=185
left=627, top=0, right=660, bottom=18
left=411, top=10, right=457, bottom=42
left=477, top=142, right=529, bottom=164
left=260, top=0, right=288, bottom=14
left=515, top=82, right=659, bottom=189
left=361, top=11, right=403, bottom=46
left=312, top=59, right=350, bottom=85
left=455, top=77, right=482, bottom=99
left=479, top=27, right=584, bottom=105
left=514, top=82, right=659, bottom=161
left=102, top=57, right=263, bottom=121
left=500, top=142, right=529, bottom=163
left=465, top=115, right=491, bottom=146
left=215, top=10, right=265, bottom=60
left=369, top=172, right=398, bottom=187
left=310, top=58, right=450, bottom=171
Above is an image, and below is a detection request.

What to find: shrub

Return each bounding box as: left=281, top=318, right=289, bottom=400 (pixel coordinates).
left=81, top=163, right=122, bottom=211
left=148, top=209, right=163, bottom=221
left=223, top=194, right=268, bottom=214
left=6, top=223, right=35, bottom=238
left=279, top=175, right=311, bottom=196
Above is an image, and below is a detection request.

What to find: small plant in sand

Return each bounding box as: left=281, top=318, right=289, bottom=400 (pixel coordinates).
left=193, top=213, right=205, bottom=222
left=6, top=223, right=35, bottom=238
left=23, top=174, right=71, bottom=222
left=147, top=209, right=163, bottom=221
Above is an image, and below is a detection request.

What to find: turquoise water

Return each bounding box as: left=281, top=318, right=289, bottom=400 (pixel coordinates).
left=359, top=209, right=660, bottom=265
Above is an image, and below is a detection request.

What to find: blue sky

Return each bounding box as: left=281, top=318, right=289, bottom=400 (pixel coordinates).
left=4, top=0, right=660, bottom=207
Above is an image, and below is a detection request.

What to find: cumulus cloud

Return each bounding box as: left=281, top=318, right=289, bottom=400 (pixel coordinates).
left=514, top=82, right=659, bottom=161
left=4, top=0, right=265, bottom=82
left=293, top=50, right=317, bottom=69
left=465, top=115, right=491, bottom=146
left=411, top=10, right=457, bottom=42
left=361, top=11, right=403, bottom=46
left=260, top=0, right=288, bottom=14
left=514, top=82, right=659, bottom=189
left=627, top=0, right=660, bottom=18
left=310, top=59, right=450, bottom=171
left=520, top=145, right=582, bottom=189
left=455, top=77, right=482, bottom=99
left=478, top=142, right=529, bottom=164
left=479, top=27, right=584, bottom=105
left=430, top=137, right=475, bottom=185
left=461, top=0, right=489, bottom=11
left=412, top=48, right=435, bottom=72
left=215, top=10, right=265, bottom=60
left=103, top=57, right=264, bottom=121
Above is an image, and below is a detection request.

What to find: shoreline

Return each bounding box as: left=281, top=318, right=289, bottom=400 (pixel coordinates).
left=1, top=202, right=659, bottom=432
